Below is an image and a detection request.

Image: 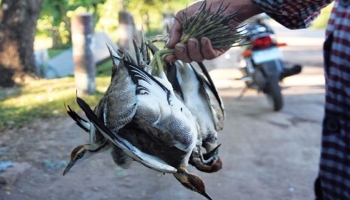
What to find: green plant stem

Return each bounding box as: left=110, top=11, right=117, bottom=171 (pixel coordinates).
left=149, top=48, right=175, bottom=75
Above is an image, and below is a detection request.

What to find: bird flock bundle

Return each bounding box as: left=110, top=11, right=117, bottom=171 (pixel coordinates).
left=62, top=1, right=243, bottom=199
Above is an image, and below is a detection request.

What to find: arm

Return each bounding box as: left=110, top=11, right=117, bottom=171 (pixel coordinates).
left=166, top=0, right=333, bottom=63
left=252, top=0, right=333, bottom=29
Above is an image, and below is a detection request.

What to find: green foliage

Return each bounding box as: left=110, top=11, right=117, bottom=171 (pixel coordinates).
left=124, top=0, right=190, bottom=33
left=37, top=0, right=191, bottom=47
left=96, top=60, right=113, bottom=77
left=0, top=46, right=115, bottom=130
left=38, top=0, right=107, bottom=47
left=47, top=48, right=66, bottom=58
left=94, top=0, right=121, bottom=42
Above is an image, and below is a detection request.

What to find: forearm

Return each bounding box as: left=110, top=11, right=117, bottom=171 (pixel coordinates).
left=251, top=0, right=334, bottom=29
left=205, top=0, right=264, bottom=22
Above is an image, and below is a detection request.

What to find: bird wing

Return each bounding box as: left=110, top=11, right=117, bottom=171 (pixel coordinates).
left=125, top=61, right=197, bottom=153
left=105, top=46, right=139, bottom=132
left=195, top=62, right=225, bottom=131
left=133, top=34, right=150, bottom=70
left=165, top=62, right=184, bottom=100
left=168, top=61, right=218, bottom=146
left=109, top=145, right=133, bottom=169
left=126, top=62, right=172, bottom=104
left=106, top=44, right=197, bottom=166
left=76, top=95, right=177, bottom=173
left=65, top=104, right=90, bottom=132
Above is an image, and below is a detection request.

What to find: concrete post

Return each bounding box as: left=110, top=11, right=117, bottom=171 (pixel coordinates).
left=118, top=11, right=137, bottom=54
left=71, top=13, right=95, bottom=96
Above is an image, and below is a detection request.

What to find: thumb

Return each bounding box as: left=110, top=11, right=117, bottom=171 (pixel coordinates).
left=166, top=17, right=183, bottom=48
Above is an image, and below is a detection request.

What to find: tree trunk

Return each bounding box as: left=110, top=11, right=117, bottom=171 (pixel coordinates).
left=0, top=0, right=43, bottom=87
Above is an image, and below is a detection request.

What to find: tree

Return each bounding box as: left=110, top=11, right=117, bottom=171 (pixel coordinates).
left=39, top=0, right=106, bottom=47
left=0, top=0, right=43, bottom=87
left=37, top=0, right=189, bottom=46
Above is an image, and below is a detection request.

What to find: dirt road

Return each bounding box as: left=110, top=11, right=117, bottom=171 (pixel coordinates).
left=0, top=23, right=326, bottom=200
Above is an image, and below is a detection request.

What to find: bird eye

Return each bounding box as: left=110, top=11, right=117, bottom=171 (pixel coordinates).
left=76, top=152, right=84, bottom=159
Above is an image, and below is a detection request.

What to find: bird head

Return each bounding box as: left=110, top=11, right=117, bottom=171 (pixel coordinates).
left=202, top=144, right=223, bottom=173
left=204, top=157, right=222, bottom=173
left=63, top=144, right=95, bottom=176
left=173, top=166, right=212, bottom=200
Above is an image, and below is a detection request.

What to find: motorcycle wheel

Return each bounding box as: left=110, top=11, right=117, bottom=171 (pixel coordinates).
left=265, top=75, right=283, bottom=111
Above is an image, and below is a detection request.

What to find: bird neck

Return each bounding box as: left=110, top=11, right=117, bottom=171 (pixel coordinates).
left=86, top=141, right=110, bottom=153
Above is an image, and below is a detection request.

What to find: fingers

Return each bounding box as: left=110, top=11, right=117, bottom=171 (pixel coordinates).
left=166, top=17, right=182, bottom=49
left=166, top=1, right=203, bottom=49
left=188, top=38, right=205, bottom=62
left=165, top=54, right=177, bottom=63
left=177, top=38, right=205, bottom=63
left=165, top=37, right=228, bottom=63
left=201, top=37, right=229, bottom=60
left=200, top=37, right=218, bottom=60
left=171, top=39, right=204, bottom=63
left=165, top=1, right=232, bottom=63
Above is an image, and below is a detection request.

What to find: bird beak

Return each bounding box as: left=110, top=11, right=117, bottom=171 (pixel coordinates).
left=203, top=144, right=221, bottom=160
left=201, top=191, right=213, bottom=200
left=62, top=161, right=75, bottom=176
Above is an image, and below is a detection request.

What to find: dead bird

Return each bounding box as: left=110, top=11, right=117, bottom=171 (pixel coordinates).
left=147, top=41, right=225, bottom=173
left=169, top=61, right=225, bottom=173
left=67, top=45, right=212, bottom=199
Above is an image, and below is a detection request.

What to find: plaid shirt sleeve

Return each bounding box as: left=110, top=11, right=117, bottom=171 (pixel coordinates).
left=252, top=0, right=334, bottom=29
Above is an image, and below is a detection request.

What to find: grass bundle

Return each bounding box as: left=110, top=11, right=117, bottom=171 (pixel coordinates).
left=150, top=0, right=244, bottom=74
left=179, top=1, right=243, bottom=48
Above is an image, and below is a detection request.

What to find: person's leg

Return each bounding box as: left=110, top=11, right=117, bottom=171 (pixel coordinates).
left=314, top=176, right=323, bottom=200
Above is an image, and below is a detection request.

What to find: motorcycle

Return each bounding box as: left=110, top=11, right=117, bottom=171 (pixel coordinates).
left=237, top=16, right=301, bottom=111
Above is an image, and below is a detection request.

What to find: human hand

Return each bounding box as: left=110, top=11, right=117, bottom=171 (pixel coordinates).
left=165, top=0, right=262, bottom=63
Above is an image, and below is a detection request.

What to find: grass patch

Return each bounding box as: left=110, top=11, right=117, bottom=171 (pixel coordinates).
left=48, top=48, right=66, bottom=58
left=0, top=76, right=111, bottom=131
left=1, top=37, right=165, bottom=130
left=0, top=49, right=114, bottom=131
left=97, top=60, right=113, bottom=77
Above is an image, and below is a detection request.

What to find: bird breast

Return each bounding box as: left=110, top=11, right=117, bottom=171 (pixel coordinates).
left=174, top=63, right=218, bottom=140
left=135, top=74, right=198, bottom=153
left=104, top=67, right=138, bottom=132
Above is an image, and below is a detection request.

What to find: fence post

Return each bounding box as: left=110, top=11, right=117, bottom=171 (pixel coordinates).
left=71, top=13, right=95, bottom=96
left=118, top=11, right=137, bottom=54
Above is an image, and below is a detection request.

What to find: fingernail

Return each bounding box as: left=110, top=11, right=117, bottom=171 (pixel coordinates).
left=176, top=46, right=185, bottom=54
left=202, top=37, right=209, bottom=45
left=188, top=38, right=197, bottom=49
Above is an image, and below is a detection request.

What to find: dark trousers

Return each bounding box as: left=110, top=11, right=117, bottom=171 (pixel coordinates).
left=314, top=176, right=323, bottom=200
